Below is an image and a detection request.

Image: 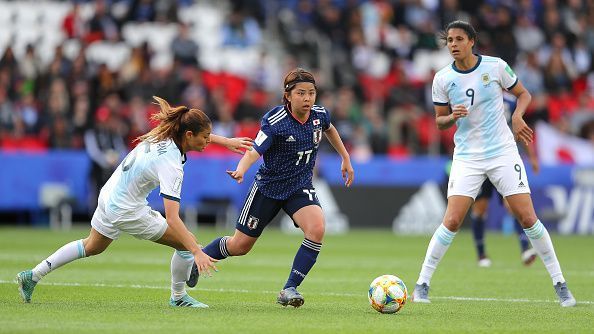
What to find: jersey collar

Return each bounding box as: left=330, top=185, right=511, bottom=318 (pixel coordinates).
left=286, top=103, right=310, bottom=125
left=451, top=54, right=482, bottom=74
left=172, top=138, right=187, bottom=164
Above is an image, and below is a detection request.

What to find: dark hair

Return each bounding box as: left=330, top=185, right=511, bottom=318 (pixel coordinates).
left=282, top=68, right=316, bottom=104
left=137, top=96, right=211, bottom=144
left=439, top=20, right=478, bottom=44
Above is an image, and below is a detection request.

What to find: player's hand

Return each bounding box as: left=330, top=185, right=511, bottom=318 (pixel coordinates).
left=194, top=251, right=218, bottom=277
left=226, top=170, right=244, bottom=183
left=451, top=104, right=469, bottom=120
left=341, top=159, right=354, bottom=187
left=225, top=137, right=253, bottom=155
left=512, top=116, right=533, bottom=146
left=530, top=157, right=540, bottom=174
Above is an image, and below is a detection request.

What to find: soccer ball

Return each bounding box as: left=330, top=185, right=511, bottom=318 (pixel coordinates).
left=368, top=275, right=407, bottom=314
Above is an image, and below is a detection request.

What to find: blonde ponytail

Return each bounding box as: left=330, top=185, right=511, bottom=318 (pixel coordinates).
left=136, top=96, right=210, bottom=144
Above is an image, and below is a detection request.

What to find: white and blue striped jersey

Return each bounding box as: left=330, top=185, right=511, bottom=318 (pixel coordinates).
left=99, top=138, right=186, bottom=220
left=253, top=104, right=331, bottom=200
left=432, top=55, right=519, bottom=160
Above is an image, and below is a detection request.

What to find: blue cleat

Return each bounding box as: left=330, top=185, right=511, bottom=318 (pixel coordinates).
left=554, top=282, right=576, bottom=307
left=186, top=262, right=199, bottom=288
left=412, top=283, right=431, bottom=303
left=16, top=270, right=37, bottom=303
left=277, top=287, right=304, bottom=308
left=169, top=293, right=209, bottom=308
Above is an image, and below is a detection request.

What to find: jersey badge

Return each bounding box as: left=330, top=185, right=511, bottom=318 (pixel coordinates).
left=247, top=215, right=259, bottom=230
left=255, top=130, right=268, bottom=146
left=313, top=119, right=320, bottom=126
left=481, top=73, right=490, bottom=86
left=313, top=128, right=322, bottom=145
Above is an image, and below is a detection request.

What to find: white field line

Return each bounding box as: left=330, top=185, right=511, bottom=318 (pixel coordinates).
left=1, top=280, right=592, bottom=305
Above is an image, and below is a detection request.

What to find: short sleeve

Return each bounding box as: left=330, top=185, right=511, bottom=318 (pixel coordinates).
left=253, top=118, right=274, bottom=155
left=498, top=58, right=518, bottom=90
left=157, top=153, right=183, bottom=202
left=322, top=107, right=331, bottom=131
left=432, top=74, right=449, bottom=106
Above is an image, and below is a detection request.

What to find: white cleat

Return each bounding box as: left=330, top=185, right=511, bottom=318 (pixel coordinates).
left=554, top=282, right=576, bottom=307
left=478, top=257, right=492, bottom=268
left=412, top=283, right=431, bottom=303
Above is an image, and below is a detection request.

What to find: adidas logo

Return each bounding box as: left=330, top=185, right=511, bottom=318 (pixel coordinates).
left=286, top=135, right=296, bottom=142
left=518, top=181, right=526, bottom=188
left=451, top=82, right=457, bottom=88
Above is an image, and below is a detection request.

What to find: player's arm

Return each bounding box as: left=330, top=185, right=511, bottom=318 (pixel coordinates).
left=509, top=81, right=533, bottom=146
left=162, top=198, right=217, bottom=275
left=324, top=124, right=354, bottom=187
left=435, top=104, right=468, bottom=130
left=209, top=134, right=253, bottom=154
left=226, top=148, right=261, bottom=183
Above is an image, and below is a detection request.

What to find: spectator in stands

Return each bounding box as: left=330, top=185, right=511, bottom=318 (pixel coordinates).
left=86, top=0, right=119, bottom=43
left=221, top=9, right=262, bottom=48
left=171, top=22, right=199, bottom=66
left=84, top=105, right=128, bottom=211
left=62, top=3, right=85, bottom=39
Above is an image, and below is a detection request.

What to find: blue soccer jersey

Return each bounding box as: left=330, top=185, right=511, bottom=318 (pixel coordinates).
left=252, top=104, right=331, bottom=200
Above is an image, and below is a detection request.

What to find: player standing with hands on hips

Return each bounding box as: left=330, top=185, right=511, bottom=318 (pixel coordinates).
left=412, top=21, right=576, bottom=307
left=17, top=96, right=253, bottom=308
left=187, top=68, right=354, bottom=308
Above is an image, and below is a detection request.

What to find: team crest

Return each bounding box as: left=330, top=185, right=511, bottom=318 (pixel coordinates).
left=313, top=119, right=320, bottom=126
left=247, top=215, right=259, bottom=230
left=481, top=73, right=490, bottom=86
left=313, top=128, right=322, bottom=144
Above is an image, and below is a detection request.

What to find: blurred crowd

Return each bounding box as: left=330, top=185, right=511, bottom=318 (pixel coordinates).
left=1, top=0, right=594, bottom=161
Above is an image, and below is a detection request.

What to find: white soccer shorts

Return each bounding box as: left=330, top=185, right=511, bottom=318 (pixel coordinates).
left=447, top=150, right=531, bottom=200
left=91, top=198, right=168, bottom=241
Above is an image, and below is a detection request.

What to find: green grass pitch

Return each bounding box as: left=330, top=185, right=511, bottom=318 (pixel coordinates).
left=1, top=227, right=592, bottom=333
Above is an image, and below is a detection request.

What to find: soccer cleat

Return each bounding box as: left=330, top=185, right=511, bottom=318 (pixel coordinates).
left=186, top=262, right=199, bottom=288
left=169, top=293, right=209, bottom=308
left=554, top=282, right=576, bottom=307
left=521, top=248, right=537, bottom=266
left=412, top=283, right=430, bottom=303
left=277, top=287, right=304, bottom=308
left=478, top=256, right=492, bottom=268
left=16, top=270, right=37, bottom=303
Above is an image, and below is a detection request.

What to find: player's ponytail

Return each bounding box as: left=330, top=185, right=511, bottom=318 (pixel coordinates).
left=136, top=96, right=211, bottom=144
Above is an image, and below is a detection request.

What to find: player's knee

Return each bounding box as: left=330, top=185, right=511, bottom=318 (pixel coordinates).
left=516, top=214, right=538, bottom=228
left=303, top=222, right=325, bottom=242
left=442, top=216, right=463, bottom=232
left=228, top=239, right=253, bottom=256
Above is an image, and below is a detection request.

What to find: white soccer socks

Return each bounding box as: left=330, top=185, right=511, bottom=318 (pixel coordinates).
left=416, top=224, right=457, bottom=286
left=32, top=239, right=86, bottom=282
left=524, top=220, right=565, bottom=285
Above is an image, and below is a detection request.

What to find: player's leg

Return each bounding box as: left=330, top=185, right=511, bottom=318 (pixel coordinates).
left=17, top=228, right=112, bottom=303
left=413, top=158, right=483, bottom=303
left=471, top=180, right=492, bottom=267
left=505, top=193, right=575, bottom=306
left=493, top=153, right=575, bottom=307
left=187, top=182, right=280, bottom=287
left=154, top=225, right=209, bottom=308
left=413, top=195, right=473, bottom=303
left=277, top=188, right=323, bottom=307
left=503, top=198, right=536, bottom=265
left=17, top=200, right=117, bottom=303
